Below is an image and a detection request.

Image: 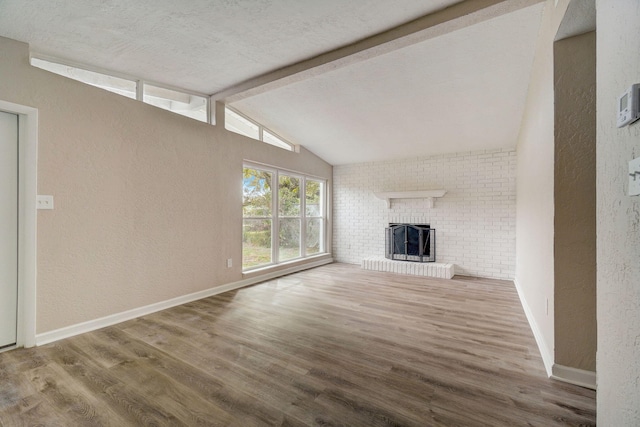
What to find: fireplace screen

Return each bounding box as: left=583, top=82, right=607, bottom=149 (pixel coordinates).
left=385, top=224, right=435, bottom=262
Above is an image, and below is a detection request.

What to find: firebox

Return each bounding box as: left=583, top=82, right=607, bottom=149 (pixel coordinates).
left=385, top=224, right=436, bottom=263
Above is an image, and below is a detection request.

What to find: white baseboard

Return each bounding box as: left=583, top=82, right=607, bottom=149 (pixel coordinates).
left=36, top=257, right=333, bottom=346
left=551, top=364, right=596, bottom=390
left=513, top=278, right=596, bottom=390
left=513, top=277, right=554, bottom=377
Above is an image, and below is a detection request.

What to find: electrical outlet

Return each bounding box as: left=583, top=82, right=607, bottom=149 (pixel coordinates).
left=227, top=258, right=232, bottom=268
left=36, top=195, right=54, bottom=210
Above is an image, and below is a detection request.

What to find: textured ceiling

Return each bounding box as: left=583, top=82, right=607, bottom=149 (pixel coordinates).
left=0, top=0, right=545, bottom=165
left=232, top=3, right=545, bottom=164
left=0, top=0, right=462, bottom=94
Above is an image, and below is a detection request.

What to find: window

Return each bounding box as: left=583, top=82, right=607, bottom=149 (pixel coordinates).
left=31, top=58, right=137, bottom=99
left=242, top=167, right=274, bottom=269
left=225, top=108, right=260, bottom=139
left=143, top=84, right=207, bottom=122
left=243, top=164, right=326, bottom=271
left=263, top=129, right=292, bottom=150
left=31, top=57, right=300, bottom=145
left=31, top=56, right=209, bottom=123
left=305, top=179, right=325, bottom=255
left=226, top=107, right=296, bottom=152
left=278, top=173, right=301, bottom=261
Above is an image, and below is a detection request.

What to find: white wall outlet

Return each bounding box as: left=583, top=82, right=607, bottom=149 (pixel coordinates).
left=227, top=258, right=232, bottom=268
left=36, top=195, right=54, bottom=210
left=629, top=157, right=640, bottom=196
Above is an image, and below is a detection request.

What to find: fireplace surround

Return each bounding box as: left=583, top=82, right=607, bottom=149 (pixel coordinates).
left=385, top=223, right=435, bottom=263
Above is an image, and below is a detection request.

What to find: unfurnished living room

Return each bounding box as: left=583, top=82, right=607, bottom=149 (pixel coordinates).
left=0, top=0, right=638, bottom=425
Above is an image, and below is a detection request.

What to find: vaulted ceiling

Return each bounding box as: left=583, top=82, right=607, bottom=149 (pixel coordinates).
left=0, top=0, right=545, bottom=165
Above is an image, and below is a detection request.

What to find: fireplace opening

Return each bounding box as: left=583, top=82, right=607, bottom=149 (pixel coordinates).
left=385, top=223, right=436, bottom=263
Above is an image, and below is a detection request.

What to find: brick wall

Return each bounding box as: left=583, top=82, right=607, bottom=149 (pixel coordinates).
left=333, top=148, right=516, bottom=279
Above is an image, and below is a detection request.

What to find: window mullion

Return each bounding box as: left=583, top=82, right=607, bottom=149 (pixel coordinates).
left=300, top=177, right=307, bottom=258
left=136, top=80, right=144, bottom=101
left=272, top=170, right=279, bottom=264
left=319, top=181, right=326, bottom=254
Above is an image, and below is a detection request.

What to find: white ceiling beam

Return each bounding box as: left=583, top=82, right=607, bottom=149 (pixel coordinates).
left=212, top=0, right=545, bottom=103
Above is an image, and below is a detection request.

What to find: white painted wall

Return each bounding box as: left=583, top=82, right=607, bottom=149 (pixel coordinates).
left=333, top=149, right=516, bottom=280
left=514, top=0, right=570, bottom=374
left=596, top=1, right=640, bottom=423
left=0, top=36, right=332, bottom=335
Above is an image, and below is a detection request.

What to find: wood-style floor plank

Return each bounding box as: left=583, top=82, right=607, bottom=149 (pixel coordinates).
left=0, top=263, right=595, bottom=426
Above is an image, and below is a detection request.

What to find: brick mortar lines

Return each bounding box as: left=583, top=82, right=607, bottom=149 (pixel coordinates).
left=332, top=148, right=516, bottom=280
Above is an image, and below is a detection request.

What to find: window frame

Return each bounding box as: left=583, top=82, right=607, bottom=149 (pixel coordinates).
left=226, top=107, right=297, bottom=152
left=242, top=162, right=327, bottom=272
left=29, top=56, right=302, bottom=148
left=142, top=83, right=208, bottom=123
left=304, top=178, right=326, bottom=256
left=225, top=107, right=260, bottom=140
left=30, top=54, right=211, bottom=123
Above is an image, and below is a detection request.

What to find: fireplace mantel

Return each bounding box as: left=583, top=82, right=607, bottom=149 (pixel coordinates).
left=374, top=190, right=447, bottom=208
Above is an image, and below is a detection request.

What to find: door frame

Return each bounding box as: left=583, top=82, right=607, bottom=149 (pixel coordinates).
left=0, top=100, right=37, bottom=348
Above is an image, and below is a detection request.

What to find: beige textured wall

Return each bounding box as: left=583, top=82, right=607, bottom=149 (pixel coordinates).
left=515, top=0, right=569, bottom=369
left=553, top=32, right=596, bottom=372
left=0, top=36, right=332, bottom=334
left=596, top=1, right=640, bottom=423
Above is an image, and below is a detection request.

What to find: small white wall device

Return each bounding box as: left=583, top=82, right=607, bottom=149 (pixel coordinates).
left=617, top=84, right=640, bottom=128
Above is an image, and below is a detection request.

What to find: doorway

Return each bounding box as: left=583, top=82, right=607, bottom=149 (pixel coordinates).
left=0, top=99, right=38, bottom=350
left=0, top=111, right=18, bottom=349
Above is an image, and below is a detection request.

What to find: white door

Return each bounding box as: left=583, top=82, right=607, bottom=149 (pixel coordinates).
left=0, top=111, right=18, bottom=348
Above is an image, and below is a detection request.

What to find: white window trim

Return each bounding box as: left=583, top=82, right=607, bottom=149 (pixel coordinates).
left=29, top=54, right=302, bottom=147
left=226, top=106, right=297, bottom=152
left=30, top=54, right=210, bottom=122
left=242, top=162, right=327, bottom=272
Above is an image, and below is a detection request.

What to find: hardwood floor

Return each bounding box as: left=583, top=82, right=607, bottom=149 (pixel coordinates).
left=0, top=263, right=595, bottom=426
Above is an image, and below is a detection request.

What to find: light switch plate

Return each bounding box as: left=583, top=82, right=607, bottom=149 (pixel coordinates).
left=37, top=195, right=54, bottom=210
left=629, top=157, right=640, bottom=196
